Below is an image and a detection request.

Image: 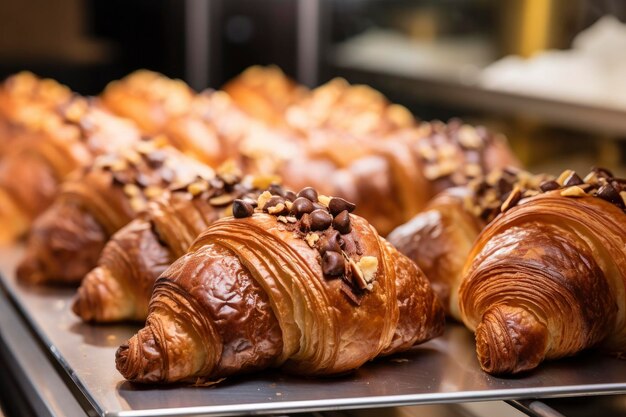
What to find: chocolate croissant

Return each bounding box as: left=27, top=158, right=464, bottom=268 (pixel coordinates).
left=16, top=140, right=215, bottom=285
left=0, top=96, right=141, bottom=243
left=459, top=168, right=626, bottom=374
left=72, top=170, right=269, bottom=322
left=0, top=72, right=72, bottom=156
left=101, top=70, right=195, bottom=135
left=115, top=189, right=444, bottom=383
left=388, top=168, right=549, bottom=318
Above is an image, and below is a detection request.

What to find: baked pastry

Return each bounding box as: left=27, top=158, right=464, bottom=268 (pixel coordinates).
left=285, top=77, right=415, bottom=136
left=72, top=170, right=271, bottom=322
left=115, top=188, right=444, bottom=383
left=101, top=70, right=195, bottom=135
left=0, top=97, right=141, bottom=243
left=459, top=168, right=626, bottom=374
left=222, top=65, right=307, bottom=126
left=0, top=72, right=72, bottom=155
left=388, top=168, right=549, bottom=318
left=16, top=140, right=215, bottom=285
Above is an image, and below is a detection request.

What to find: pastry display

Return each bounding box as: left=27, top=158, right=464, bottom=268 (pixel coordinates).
left=101, top=70, right=196, bottom=135
left=459, top=168, right=626, bottom=374
left=16, top=140, right=215, bottom=285
left=115, top=189, right=445, bottom=382
left=388, top=167, right=550, bottom=318
left=0, top=96, right=141, bottom=243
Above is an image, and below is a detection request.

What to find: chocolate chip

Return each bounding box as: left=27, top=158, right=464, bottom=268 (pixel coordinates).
left=318, top=230, right=342, bottom=254
left=322, top=251, right=345, bottom=277
left=268, top=184, right=285, bottom=197
left=232, top=199, right=254, bottom=218
left=299, top=213, right=312, bottom=232
left=593, top=167, right=614, bottom=178
left=297, top=187, right=318, bottom=202
left=563, top=172, right=584, bottom=186
left=291, top=197, right=314, bottom=218
left=312, top=202, right=327, bottom=211
left=264, top=196, right=286, bottom=213
left=242, top=197, right=258, bottom=208
left=146, top=150, right=167, bottom=168
left=328, top=197, right=356, bottom=215
left=540, top=180, right=560, bottom=192
left=310, top=209, right=332, bottom=231
left=598, top=183, right=623, bottom=206
left=284, top=190, right=297, bottom=202
left=332, top=210, right=351, bottom=234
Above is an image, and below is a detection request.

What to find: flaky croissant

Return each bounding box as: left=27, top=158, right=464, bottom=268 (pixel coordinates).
left=116, top=189, right=444, bottom=383
left=459, top=168, right=626, bottom=374
left=0, top=97, right=141, bottom=243
left=72, top=171, right=269, bottom=322
left=16, top=141, right=215, bottom=285
left=101, top=70, right=196, bottom=135
left=0, top=72, right=72, bottom=156
left=222, top=65, right=307, bottom=127
left=388, top=168, right=549, bottom=318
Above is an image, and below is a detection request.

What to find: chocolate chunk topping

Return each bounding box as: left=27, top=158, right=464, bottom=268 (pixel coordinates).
left=291, top=197, right=314, bottom=218
left=297, top=187, right=318, bottom=202
left=310, top=209, right=333, bottom=231
left=328, top=197, right=356, bottom=215
left=540, top=180, right=560, bottom=192
left=332, top=210, right=352, bottom=234
left=299, top=213, right=312, bottom=232
left=563, top=172, right=584, bottom=186
left=598, top=183, right=622, bottom=205
left=322, top=251, right=345, bottom=276
left=265, top=195, right=286, bottom=210
left=318, top=230, right=343, bottom=254
left=284, top=190, right=297, bottom=202
left=232, top=199, right=254, bottom=218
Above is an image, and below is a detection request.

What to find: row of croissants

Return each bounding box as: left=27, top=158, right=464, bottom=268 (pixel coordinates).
left=1, top=67, right=624, bottom=383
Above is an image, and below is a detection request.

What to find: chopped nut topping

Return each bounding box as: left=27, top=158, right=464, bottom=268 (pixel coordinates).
left=130, top=197, right=147, bottom=213
left=256, top=191, right=273, bottom=210
left=123, top=184, right=141, bottom=198
left=188, top=181, right=209, bottom=196
left=110, top=159, right=129, bottom=172
left=500, top=185, right=522, bottom=213
left=560, top=186, right=587, bottom=197
left=285, top=200, right=293, bottom=211
left=318, top=195, right=331, bottom=207
left=357, top=256, right=378, bottom=284
left=267, top=202, right=286, bottom=214
left=457, top=125, right=483, bottom=149
left=305, top=233, right=319, bottom=248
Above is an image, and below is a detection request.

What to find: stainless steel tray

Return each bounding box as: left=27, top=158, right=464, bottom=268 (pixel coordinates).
left=1, top=246, right=625, bottom=417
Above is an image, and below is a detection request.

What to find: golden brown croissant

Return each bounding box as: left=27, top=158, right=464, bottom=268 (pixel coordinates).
left=101, top=70, right=195, bottom=135
left=222, top=65, right=307, bottom=127
left=388, top=168, right=550, bottom=318
left=285, top=77, right=415, bottom=136
left=16, top=140, right=215, bottom=285
left=459, top=168, right=626, bottom=374
left=115, top=188, right=444, bottom=383
left=72, top=170, right=271, bottom=322
left=0, top=72, right=72, bottom=155
left=0, top=97, right=141, bottom=243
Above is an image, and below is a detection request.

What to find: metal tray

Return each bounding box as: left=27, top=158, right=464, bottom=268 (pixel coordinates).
left=1, top=246, right=625, bottom=417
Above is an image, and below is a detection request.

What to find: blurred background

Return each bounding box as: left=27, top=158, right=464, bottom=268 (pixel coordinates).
left=1, top=0, right=625, bottom=174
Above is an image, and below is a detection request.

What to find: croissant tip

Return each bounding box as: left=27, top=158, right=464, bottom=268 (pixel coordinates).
left=115, top=342, right=131, bottom=378
left=71, top=289, right=93, bottom=322
left=16, top=256, right=43, bottom=285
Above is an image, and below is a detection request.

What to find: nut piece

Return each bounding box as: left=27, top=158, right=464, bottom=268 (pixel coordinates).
left=457, top=124, right=483, bottom=149
left=267, top=202, right=286, bottom=214
left=560, top=186, right=587, bottom=197
left=318, top=195, right=331, bottom=207
left=256, top=191, right=273, bottom=210
left=144, top=185, right=163, bottom=199
left=209, top=193, right=236, bottom=206
left=357, top=256, right=378, bottom=284
left=252, top=175, right=282, bottom=191
left=123, top=183, right=141, bottom=198
left=305, top=233, right=319, bottom=248
left=500, top=185, right=522, bottom=213
left=188, top=181, right=209, bottom=196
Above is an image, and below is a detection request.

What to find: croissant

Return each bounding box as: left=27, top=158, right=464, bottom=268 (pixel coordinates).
left=115, top=188, right=444, bottom=382
left=16, top=140, right=215, bottom=285
left=0, top=97, right=141, bottom=243
left=72, top=171, right=269, bottom=322
left=388, top=168, right=550, bottom=318
left=222, top=65, right=307, bottom=127
left=101, top=70, right=196, bottom=135
left=0, top=72, right=72, bottom=156
left=459, top=168, right=626, bottom=374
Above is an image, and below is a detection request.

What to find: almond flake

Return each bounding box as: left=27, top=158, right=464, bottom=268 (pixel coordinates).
left=123, top=184, right=141, bottom=197
left=188, top=181, right=208, bottom=196
left=257, top=191, right=273, bottom=210
left=305, top=233, right=319, bottom=248
left=560, top=186, right=587, bottom=197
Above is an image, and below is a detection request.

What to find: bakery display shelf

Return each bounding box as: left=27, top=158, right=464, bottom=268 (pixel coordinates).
left=1, top=245, right=625, bottom=417
left=330, top=63, right=626, bottom=138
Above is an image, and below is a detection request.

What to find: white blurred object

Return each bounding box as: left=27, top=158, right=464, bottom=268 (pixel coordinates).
left=481, top=16, right=626, bottom=110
